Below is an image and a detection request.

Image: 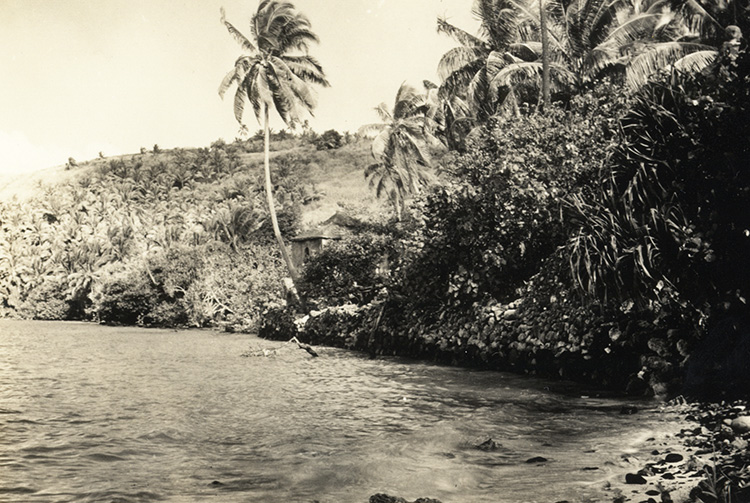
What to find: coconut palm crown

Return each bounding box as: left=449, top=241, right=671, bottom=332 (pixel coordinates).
left=219, top=1, right=330, bottom=130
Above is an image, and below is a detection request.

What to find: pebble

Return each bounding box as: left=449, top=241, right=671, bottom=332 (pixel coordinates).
left=664, top=453, right=683, bottom=463
left=731, top=416, right=750, bottom=434
left=625, top=473, right=648, bottom=484
left=526, top=456, right=548, bottom=463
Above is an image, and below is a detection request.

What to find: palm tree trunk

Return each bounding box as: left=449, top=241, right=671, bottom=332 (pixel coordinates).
left=263, top=105, right=300, bottom=285
left=540, top=0, right=551, bottom=110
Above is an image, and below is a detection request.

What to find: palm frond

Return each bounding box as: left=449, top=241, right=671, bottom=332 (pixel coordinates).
left=508, top=41, right=543, bottom=60
left=491, top=60, right=576, bottom=90
left=283, top=55, right=330, bottom=86
left=357, top=123, right=387, bottom=136
left=437, top=16, right=487, bottom=48
left=597, top=12, right=663, bottom=50
left=374, top=103, right=393, bottom=123
left=277, top=24, right=319, bottom=54
left=625, top=41, right=715, bottom=88
left=234, top=87, right=247, bottom=124
left=438, top=46, right=487, bottom=81
left=473, top=0, right=521, bottom=49
left=371, top=128, right=392, bottom=159
left=220, top=7, right=256, bottom=53
left=438, top=60, right=484, bottom=100
left=393, top=82, right=424, bottom=118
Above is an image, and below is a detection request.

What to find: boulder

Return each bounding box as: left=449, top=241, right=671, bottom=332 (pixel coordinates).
left=731, top=416, right=750, bottom=434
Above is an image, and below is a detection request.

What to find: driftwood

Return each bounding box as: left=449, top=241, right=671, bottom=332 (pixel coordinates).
left=241, top=336, right=318, bottom=358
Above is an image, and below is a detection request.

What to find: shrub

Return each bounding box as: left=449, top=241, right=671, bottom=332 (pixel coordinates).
left=297, top=233, right=397, bottom=306
left=90, top=264, right=158, bottom=325
left=314, top=129, right=343, bottom=150
left=567, top=50, right=750, bottom=327
left=17, top=276, right=71, bottom=320
left=393, top=86, right=625, bottom=312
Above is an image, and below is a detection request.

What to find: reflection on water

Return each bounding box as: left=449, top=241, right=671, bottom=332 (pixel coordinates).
left=0, top=319, right=675, bottom=502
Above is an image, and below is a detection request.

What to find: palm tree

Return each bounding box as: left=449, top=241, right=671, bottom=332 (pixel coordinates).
left=219, top=0, right=329, bottom=285
left=438, top=0, right=716, bottom=114
left=359, top=82, right=439, bottom=221
left=436, top=0, right=539, bottom=121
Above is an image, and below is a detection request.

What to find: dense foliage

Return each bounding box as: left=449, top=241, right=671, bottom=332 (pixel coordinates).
left=297, top=233, right=398, bottom=307
left=0, top=141, right=310, bottom=328
left=395, top=87, right=626, bottom=312
left=568, top=50, right=750, bottom=327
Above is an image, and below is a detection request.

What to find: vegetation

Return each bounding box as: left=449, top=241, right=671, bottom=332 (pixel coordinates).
left=359, top=82, right=441, bottom=220
left=0, top=137, right=367, bottom=329
left=3, top=0, right=749, bottom=405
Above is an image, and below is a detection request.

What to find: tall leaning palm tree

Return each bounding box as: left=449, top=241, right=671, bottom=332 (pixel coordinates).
left=219, top=0, right=329, bottom=285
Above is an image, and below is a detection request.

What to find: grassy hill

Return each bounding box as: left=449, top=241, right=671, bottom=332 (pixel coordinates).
left=0, top=135, right=390, bottom=328
left=0, top=138, right=387, bottom=226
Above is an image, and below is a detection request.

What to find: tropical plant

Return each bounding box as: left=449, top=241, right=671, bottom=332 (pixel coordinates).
left=359, top=82, right=439, bottom=220
left=437, top=0, right=730, bottom=118
left=566, top=47, right=750, bottom=326
left=436, top=0, right=536, bottom=121
left=219, top=0, right=330, bottom=287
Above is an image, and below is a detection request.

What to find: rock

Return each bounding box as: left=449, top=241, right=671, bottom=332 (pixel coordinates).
left=648, top=337, right=670, bottom=357
left=369, top=495, right=407, bottom=503
left=625, top=473, right=648, bottom=484
left=661, top=473, right=675, bottom=480
left=476, top=438, right=500, bottom=451
left=369, top=495, right=442, bottom=503
left=620, top=405, right=639, bottom=415
left=646, top=490, right=660, bottom=496
left=731, top=416, right=750, bottom=434
left=664, top=453, right=683, bottom=463
left=525, top=456, right=548, bottom=463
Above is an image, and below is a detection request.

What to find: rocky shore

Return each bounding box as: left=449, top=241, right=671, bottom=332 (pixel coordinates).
left=363, top=399, right=750, bottom=503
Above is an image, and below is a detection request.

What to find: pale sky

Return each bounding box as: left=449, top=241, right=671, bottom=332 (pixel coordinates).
left=0, top=0, right=478, bottom=175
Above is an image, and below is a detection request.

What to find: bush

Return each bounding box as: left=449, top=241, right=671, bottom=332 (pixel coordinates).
left=393, top=86, right=625, bottom=312
left=297, top=233, right=397, bottom=306
left=91, top=264, right=158, bottom=325
left=17, top=276, right=71, bottom=320
left=192, top=244, right=286, bottom=330
left=314, top=129, right=343, bottom=150
left=567, top=50, right=750, bottom=327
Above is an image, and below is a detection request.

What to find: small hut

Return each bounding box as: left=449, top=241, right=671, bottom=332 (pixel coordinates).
left=289, top=227, right=342, bottom=270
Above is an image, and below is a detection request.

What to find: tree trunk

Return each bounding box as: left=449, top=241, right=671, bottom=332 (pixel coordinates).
left=263, top=105, right=300, bottom=285
left=540, top=0, right=551, bottom=110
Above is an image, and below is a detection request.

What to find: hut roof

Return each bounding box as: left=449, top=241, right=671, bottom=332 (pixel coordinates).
left=289, top=226, right=343, bottom=242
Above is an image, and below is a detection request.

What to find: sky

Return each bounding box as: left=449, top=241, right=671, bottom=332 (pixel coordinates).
left=0, top=0, right=479, bottom=175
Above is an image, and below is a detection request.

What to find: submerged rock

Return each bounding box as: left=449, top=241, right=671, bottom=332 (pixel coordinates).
left=476, top=438, right=500, bottom=451
left=368, top=495, right=442, bottom=503
left=526, top=456, right=549, bottom=463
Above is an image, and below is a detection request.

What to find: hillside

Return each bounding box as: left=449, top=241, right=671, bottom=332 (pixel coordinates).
left=0, top=138, right=387, bottom=228
left=0, top=136, right=392, bottom=328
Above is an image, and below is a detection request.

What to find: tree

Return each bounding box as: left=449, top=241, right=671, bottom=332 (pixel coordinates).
left=359, top=82, right=439, bottom=221
left=438, top=0, right=720, bottom=116
left=219, top=0, right=329, bottom=286
left=436, top=0, right=536, bottom=121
